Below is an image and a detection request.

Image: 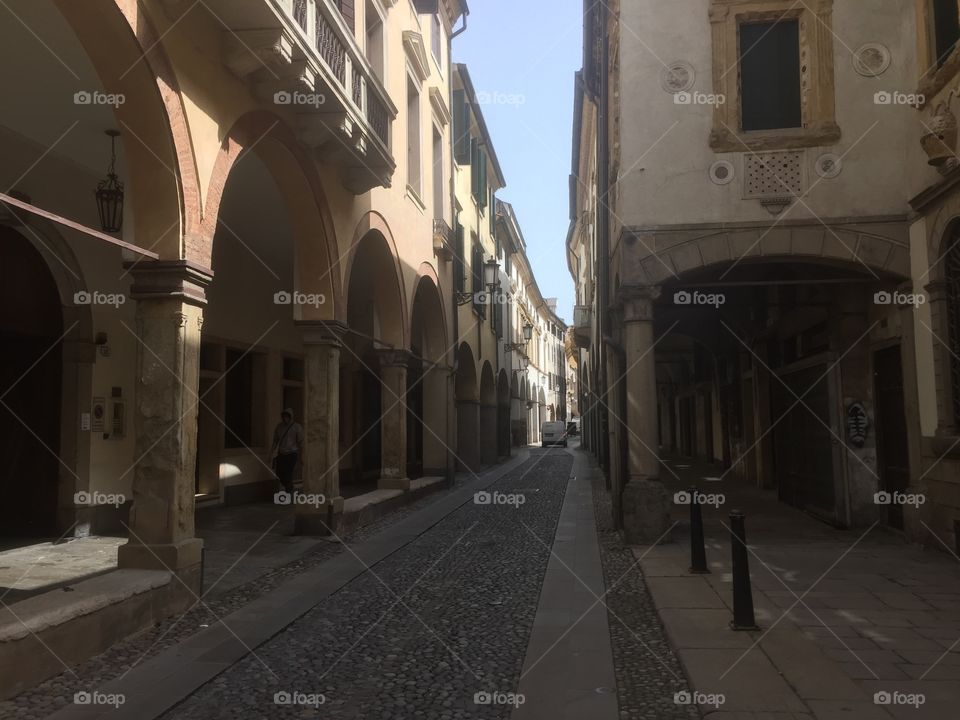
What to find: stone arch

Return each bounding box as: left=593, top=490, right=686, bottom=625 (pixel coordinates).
left=343, top=212, right=408, bottom=346
left=455, top=343, right=480, bottom=471
left=0, top=219, right=95, bottom=538
left=479, top=362, right=497, bottom=465
left=200, top=111, right=340, bottom=317
left=409, top=275, right=449, bottom=477
left=54, top=0, right=197, bottom=259
left=630, top=227, right=911, bottom=287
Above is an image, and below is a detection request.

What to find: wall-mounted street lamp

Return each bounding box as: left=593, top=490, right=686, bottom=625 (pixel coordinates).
left=505, top=321, right=533, bottom=352
left=456, top=256, right=501, bottom=305
left=96, top=129, right=124, bottom=233
left=516, top=355, right=529, bottom=371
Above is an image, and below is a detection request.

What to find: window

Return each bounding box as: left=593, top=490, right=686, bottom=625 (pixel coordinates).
left=739, top=20, right=801, bottom=131
left=452, top=89, right=471, bottom=164
left=407, top=76, right=421, bottom=196
left=708, top=0, right=837, bottom=151
left=431, top=14, right=442, bottom=65
left=934, top=0, right=960, bottom=67
left=335, top=0, right=355, bottom=33
left=432, top=126, right=443, bottom=219
left=224, top=349, right=254, bottom=448
left=365, top=1, right=385, bottom=81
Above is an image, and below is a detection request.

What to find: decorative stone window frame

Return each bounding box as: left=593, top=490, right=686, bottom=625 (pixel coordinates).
left=708, top=0, right=840, bottom=152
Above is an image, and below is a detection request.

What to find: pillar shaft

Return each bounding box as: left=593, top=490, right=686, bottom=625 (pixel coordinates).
left=118, top=261, right=210, bottom=583
left=295, top=321, right=346, bottom=534
left=378, top=349, right=410, bottom=490
left=619, top=285, right=672, bottom=544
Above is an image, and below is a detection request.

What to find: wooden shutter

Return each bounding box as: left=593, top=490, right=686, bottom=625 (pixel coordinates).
left=454, top=221, right=465, bottom=292
left=470, top=138, right=480, bottom=201
left=453, top=90, right=471, bottom=164
left=478, top=148, right=488, bottom=208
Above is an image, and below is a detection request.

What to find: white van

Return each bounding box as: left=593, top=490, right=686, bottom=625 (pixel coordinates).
left=541, top=421, right=568, bottom=448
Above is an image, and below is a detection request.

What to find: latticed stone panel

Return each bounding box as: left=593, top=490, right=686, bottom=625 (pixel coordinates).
left=743, top=150, right=804, bottom=198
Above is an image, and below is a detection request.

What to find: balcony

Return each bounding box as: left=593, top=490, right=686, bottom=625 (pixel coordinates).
left=573, top=304, right=591, bottom=348
left=184, top=0, right=397, bottom=194
left=432, top=218, right=453, bottom=261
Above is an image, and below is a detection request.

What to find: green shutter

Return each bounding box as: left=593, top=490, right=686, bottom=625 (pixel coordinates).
left=453, top=90, right=470, bottom=165
left=478, top=149, right=488, bottom=208
left=471, top=138, right=480, bottom=200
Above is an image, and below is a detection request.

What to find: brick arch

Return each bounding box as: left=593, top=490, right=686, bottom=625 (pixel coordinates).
left=199, top=110, right=341, bottom=319
left=55, top=0, right=199, bottom=260
left=342, top=212, right=409, bottom=347
left=626, top=226, right=911, bottom=285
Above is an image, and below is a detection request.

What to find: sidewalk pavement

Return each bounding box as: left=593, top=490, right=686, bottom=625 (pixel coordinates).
left=513, top=446, right=618, bottom=720
left=633, top=457, right=960, bottom=720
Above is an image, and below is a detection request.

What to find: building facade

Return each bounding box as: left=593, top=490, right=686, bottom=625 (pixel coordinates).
left=570, top=0, right=960, bottom=550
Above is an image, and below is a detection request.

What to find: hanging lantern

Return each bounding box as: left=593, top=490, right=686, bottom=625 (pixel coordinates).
left=96, top=129, right=124, bottom=233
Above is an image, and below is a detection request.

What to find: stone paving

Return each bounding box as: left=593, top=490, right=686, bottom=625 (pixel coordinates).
left=1, top=473, right=468, bottom=719
left=158, top=449, right=573, bottom=720
left=637, top=457, right=960, bottom=719
left=590, top=466, right=699, bottom=720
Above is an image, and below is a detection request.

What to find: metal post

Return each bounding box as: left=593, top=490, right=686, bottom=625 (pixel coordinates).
left=689, top=487, right=709, bottom=574
left=729, top=510, right=758, bottom=630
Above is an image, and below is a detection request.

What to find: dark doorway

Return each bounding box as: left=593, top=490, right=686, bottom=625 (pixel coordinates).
left=0, top=228, right=63, bottom=537
left=874, top=346, right=910, bottom=530
left=772, top=363, right=837, bottom=522
left=356, top=365, right=382, bottom=482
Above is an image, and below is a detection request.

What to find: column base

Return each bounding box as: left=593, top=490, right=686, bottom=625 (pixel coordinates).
left=621, top=476, right=673, bottom=545
left=378, top=477, right=411, bottom=491
left=294, top=496, right=344, bottom=536
left=117, top=537, right=203, bottom=592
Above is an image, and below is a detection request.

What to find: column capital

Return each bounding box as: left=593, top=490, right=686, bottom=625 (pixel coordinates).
left=618, top=285, right=660, bottom=323
left=125, top=259, right=214, bottom=306
left=296, top=319, right=348, bottom=346
left=376, top=348, right=413, bottom=368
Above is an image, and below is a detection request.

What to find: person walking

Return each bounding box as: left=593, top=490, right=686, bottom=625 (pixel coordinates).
left=271, top=408, right=303, bottom=495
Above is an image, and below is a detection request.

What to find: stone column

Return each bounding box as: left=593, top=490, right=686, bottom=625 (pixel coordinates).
left=295, top=320, right=346, bottom=534
left=619, top=285, right=671, bottom=544
left=117, top=261, right=210, bottom=591
left=377, top=349, right=410, bottom=490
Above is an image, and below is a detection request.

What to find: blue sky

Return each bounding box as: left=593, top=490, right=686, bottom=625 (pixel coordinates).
left=453, top=0, right=582, bottom=323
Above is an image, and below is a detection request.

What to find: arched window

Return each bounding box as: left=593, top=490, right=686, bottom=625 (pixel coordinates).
left=946, top=226, right=960, bottom=424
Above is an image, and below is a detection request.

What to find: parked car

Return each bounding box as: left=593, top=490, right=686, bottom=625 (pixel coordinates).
left=566, top=420, right=579, bottom=436
left=541, top=421, right=568, bottom=447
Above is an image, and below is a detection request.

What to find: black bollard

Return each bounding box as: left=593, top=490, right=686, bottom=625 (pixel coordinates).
left=729, top=511, right=759, bottom=630
left=689, top=487, right=710, bottom=574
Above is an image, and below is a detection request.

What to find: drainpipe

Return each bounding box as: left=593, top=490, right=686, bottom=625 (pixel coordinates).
left=451, top=4, right=469, bottom=38
left=597, top=3, right=612, bottom=474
